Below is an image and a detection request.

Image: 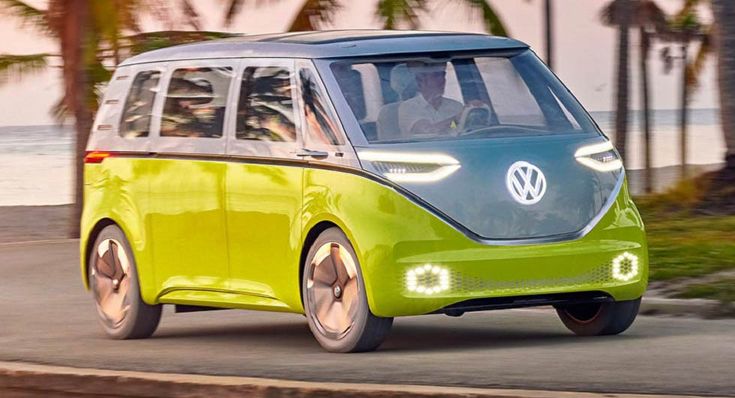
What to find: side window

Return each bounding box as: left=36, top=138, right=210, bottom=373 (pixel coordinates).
left=236, top=66, right=296, bottom=142
left=299, top=68, right=343, bottom=146
left=119, top=71, right=160, bottom=138
left=161, top=67, right=233, bottom=138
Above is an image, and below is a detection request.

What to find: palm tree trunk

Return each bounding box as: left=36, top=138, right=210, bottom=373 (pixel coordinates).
left=56, top=0, right=93, bottom=237
left=544, top=0, right=553, bottom=69
left=679, top=41, right=689, bottom=178
left=640, top=27, right=652, bottom=193
left=712, top=0, right=735, bottom=170
left=614, top=0, right=631, bottom=165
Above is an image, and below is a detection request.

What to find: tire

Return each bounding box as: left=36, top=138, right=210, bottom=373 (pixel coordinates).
left=302, top=227, right=393, bottom=352
left=88, top=225, right=161, bottom=339
left=555, top=298, right=641, bottom=336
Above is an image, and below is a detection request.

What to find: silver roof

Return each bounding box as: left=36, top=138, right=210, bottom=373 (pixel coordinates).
left=120, top=30, right=529, bottom=66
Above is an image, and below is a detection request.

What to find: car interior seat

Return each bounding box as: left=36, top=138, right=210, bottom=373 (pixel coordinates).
left=377, top=64, right=418, bottom=141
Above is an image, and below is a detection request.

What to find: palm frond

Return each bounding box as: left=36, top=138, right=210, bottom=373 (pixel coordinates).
left=376, top=0, right=424, bottom=30
left=50, top=95, right=69, bottom=124
left=121, top=31, right=238, bottom=57
left=675, top=0, right=703, bottom=20
left=0, top=53, right=51, bottom=85
left=224, top=0, right=245, bottom=26
left=602, top=0, right=668, bottom=30
left=180, top=0, right=202, bottom=30
left=686, top=24, right=712, bottom=90
left=223, top=0, right=280, bottom=27
left=454, top=0, right=508, bottom=36
left=288, top=0, right=340, bottom=31
left=0, top=0, right=50, bottom=33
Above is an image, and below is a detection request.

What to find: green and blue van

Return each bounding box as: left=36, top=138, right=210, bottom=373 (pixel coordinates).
left=81, top=30, right=647, bottom=352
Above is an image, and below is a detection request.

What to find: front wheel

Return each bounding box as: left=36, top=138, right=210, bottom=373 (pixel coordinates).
left=88, top=225, right=161, bottom=339
left=302, top=227, right=393, bottom=352
left=555, top=298, right=641, bottom=336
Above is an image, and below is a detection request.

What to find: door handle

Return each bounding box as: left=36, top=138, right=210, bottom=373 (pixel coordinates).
left=296, top=148, right=329, bottom=159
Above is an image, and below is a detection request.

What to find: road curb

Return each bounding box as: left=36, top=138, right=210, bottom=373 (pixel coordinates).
left=0, top=361, right=725, bottom=398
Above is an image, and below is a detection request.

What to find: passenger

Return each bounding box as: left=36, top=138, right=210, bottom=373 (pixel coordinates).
left=376, top=64, right=417, bottom=140
left=398, top=62, right=463, bottom=136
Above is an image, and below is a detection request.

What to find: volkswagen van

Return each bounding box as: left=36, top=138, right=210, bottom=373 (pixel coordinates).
left=81, top=30, right=647, bottom=352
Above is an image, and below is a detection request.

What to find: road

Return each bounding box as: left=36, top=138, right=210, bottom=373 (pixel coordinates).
left=1, top=240, right=733, bottom=396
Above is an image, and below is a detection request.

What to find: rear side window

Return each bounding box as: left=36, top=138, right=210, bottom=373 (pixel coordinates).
left=119, top=71, right=160, bottom=138
left=236, top=66, right=296, bottom=142
left=161, top=67, right=233, bottom=138
left=299, top=68, right=343, bottom=146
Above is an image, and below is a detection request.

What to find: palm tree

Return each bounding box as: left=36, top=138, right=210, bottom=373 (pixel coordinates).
left=602, top=0, right=666, bottom=191
left=0, top=0, right=94, bottom=238
left=222, top=0, right=510, bottom=36
left=601, top=0, right=632, bottom=169
left=635, top=2, right=666, bottom=194
left=658, top=4, right=709, bottom=180
left=712, top=0, right=735, bottom=172
left=656, top=0, right=734, bottom=210
left=0, top=0, right=227, bottom=237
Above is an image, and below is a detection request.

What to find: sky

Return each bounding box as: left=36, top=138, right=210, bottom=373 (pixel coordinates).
left=0, top=0, right=718, bottom=126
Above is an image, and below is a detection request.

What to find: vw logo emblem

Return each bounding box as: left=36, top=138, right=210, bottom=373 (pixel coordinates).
left=506, top=161, right=547, bottom=205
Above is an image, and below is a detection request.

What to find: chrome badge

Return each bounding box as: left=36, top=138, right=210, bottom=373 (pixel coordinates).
left=506, top=161, right=547, bottom=205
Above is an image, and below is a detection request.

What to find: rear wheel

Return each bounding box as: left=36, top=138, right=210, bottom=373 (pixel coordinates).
left=302, top=227, right=393, bottom=352
left=88, top=225, right=161, bottom=339
left=555, top=298, right=641, bottom=336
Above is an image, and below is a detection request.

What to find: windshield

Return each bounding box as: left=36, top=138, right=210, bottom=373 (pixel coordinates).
left=329, top=50, right=599, bottom=143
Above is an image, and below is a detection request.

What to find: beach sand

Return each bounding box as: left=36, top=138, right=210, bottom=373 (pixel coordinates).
left=0, top=204, right=72, bottom=243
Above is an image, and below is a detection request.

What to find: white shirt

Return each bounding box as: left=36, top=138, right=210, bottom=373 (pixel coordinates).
left=398, top=94, right=464, bottom=136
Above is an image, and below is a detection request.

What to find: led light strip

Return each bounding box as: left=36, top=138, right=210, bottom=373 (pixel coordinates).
left=358, top=150, right=461, bottom=183
left=574, top=141, right=614, bottom=157
left=574, top=141, right=623, bottom=172
left=358, top=151, right=460, bottom=165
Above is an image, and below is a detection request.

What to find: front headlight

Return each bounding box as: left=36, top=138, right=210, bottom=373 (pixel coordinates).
left=357, top=150, right=461, bottom=183
left=574, top=141, right=623, bottom=172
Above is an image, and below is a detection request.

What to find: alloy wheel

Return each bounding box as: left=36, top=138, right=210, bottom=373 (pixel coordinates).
left=90, top=239, right=131, bottom=329
left=306, top=242, right=360, bottom=339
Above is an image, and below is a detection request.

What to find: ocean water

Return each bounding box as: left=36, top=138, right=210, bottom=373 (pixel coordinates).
left=0, top=125, right=75, bottom=206
left=0, top=109, right=726, bottom=206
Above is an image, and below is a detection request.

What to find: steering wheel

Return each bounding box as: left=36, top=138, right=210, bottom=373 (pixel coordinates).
left=456, top=104, right=498, bottom=135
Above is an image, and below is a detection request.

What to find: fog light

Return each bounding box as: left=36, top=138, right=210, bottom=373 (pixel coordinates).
left=406, top=264, right=450, bottom=295
left=612, top=252, right=639, bottom=282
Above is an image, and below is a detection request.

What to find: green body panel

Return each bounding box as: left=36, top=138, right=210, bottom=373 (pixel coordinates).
left=225, top=162, right=304, bottom=312
left=148, top=159, right=230, bottom=295
left=82, top=158, right=647, bottom=317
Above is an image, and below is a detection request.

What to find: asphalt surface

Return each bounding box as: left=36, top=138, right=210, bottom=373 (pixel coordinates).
left=1, top=240, right=733, bottom=396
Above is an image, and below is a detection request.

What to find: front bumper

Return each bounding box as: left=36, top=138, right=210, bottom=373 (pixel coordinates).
left=370, top=240, right=647, bottom=317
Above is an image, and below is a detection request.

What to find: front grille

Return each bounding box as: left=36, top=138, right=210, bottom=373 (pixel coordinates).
left=402, top=258, right=634, bottom=298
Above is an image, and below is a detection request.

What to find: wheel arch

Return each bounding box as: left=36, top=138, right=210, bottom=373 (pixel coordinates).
left=81, top=218, right=118, bottom=290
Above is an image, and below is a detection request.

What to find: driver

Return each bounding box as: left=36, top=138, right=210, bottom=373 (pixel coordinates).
left=398, top=61, right=463, bottom=136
